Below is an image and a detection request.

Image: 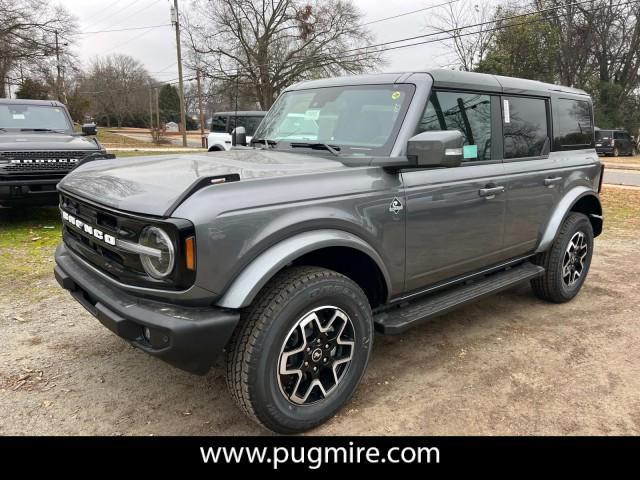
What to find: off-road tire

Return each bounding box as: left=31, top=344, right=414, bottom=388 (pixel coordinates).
left=531, top=212, right=594, bottom=303
left=225, top=266, right=373, bottom=434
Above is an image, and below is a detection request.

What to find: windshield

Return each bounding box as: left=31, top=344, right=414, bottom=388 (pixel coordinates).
left=253, top=84, right=415, bottom=155
left=595, top=130, right=613, bottom=140
left=0, top=104, right=72, bottom=131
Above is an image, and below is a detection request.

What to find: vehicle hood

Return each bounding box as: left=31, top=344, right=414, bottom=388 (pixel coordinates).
left=58, top=148, right=349, bottom=216
left=0, top=133, right=101, bottom=151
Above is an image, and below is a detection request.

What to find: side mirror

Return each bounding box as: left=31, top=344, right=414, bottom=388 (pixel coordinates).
left=231, top=126, right=247, bottom=147
left=407, top=130, right=464, bottom=168
left=82, top=123, right=97, bottom=136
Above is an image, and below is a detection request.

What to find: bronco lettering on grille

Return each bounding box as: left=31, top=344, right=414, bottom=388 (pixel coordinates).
left=61, top=210, right=116, bottom=246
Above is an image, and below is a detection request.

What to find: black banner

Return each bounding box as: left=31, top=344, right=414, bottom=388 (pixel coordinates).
left=0, top=436, right=637, bottom=473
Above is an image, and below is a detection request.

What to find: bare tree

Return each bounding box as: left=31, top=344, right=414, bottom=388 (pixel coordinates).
left=430, top=0, right=497, bottom=71
left=81, top=55, right=154, bottom=127
left=0, top=0, right=76, bottom=98
left=184, top=0, right=383, bottom=109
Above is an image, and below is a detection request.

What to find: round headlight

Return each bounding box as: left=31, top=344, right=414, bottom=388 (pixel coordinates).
left=139, top=226, right=175, bottom=279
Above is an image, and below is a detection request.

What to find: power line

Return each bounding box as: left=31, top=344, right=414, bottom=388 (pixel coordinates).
left=73, top=24, right=171, bottom=36
left=84, top=0, right=163, bottom=34
left=360, top=0, right=461, bottom=26
left=97, top=26, right=163, bottom=56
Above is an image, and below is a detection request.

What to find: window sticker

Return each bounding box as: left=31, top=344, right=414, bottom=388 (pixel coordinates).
left=391, top=91, right=401, bottom=100
left=503, top=99, right=510, bottom=124
left=12, top=114, right=25, bottom=120
left=304, top=109, right=320, bottom=121
left=463, top=144, right=478, bottom=159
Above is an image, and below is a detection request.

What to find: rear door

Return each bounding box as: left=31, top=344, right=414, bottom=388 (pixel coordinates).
left=500, top=96, right=560, bottom=257
left=402, top=90, right=509, bottom=291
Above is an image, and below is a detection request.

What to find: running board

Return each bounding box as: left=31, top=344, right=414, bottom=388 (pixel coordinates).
left=374, top=262, right=545, bottom=334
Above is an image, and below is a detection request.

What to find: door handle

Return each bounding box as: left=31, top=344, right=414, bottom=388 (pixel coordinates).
left=544, top=176, right=563, bottom=186
left=478, top=186, right=505, bottom=198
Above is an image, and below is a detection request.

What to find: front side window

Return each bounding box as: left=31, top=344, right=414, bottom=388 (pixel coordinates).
left=0, top=104, right=72, bottom=131
left=416, top=91, right=493, bottom=161
left=503, top=97, right=549, bottom=159
left=253, top=84, right=415, bottom=155
left=227, top=115, right=264, bottom=136
left=554, top=99, right=593, bottom=148
left=211, top=115, right=227, bottom=133
left=614, top=131, right=625, bottom=140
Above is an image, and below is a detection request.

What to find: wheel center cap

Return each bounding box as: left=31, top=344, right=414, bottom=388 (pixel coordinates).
left=311, top=348, right=323, bottom=362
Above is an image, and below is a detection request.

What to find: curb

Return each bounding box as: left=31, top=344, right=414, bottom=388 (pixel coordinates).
left=603, top=162, right=640, bottom=171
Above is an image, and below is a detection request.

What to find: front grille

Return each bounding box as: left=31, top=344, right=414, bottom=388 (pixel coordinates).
left=0, top=151, right=90, bottom=174
left=60, top=192, right=195, bottom=290
left=2, top=150, right=88, bottom=160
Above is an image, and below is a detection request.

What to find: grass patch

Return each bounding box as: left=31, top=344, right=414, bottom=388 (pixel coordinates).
left=0, top=207, right=61, bottom=285
left=96, top=128, right=161, bottom=148
left=112, top=150, right=184, bottom=158
left=600, top=185, right=640, bottom=235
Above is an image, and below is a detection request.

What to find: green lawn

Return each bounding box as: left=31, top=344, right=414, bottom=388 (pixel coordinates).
left=0, top=207, right=61, bottom=290
left=112, top=150, right=183, bottom=158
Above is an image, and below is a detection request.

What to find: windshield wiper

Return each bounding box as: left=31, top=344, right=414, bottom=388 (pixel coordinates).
left=290, top=142, right=341, bottom=156
left=20, top=128, right=67, bottom=133
left=250, top=138, right=278, bottom=148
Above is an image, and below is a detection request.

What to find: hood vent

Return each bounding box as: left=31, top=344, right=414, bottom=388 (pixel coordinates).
left=164, top=173, right=241, bottom=216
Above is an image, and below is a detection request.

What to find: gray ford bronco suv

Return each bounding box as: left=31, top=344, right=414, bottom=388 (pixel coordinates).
left=0, top=99, right=108, bottom=207
left=54, top=70, right=603, bottom=433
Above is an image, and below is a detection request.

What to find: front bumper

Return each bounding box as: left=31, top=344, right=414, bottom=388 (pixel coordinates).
left=0, top=177, right=61, bottom=206
left=54, top=243, right=240, bottom=374
left=595, top=146, right=614, bottom=155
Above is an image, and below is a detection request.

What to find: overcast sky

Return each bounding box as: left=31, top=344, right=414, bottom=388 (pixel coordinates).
left=61, top=0, right=460, bottom=81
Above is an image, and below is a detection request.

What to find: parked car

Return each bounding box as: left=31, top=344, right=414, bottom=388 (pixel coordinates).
left=54, top=70, right=603, bottom=433
left=0, top=99, right=110, bottom=207
left=595, top=127, right=637, bottom=156
left=207, top=111, right=266, bottom=151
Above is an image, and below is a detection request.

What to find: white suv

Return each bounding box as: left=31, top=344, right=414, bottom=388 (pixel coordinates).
left=207, top=111, right=266, bottom=151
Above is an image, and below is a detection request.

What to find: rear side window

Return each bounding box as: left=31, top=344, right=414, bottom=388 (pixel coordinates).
left=227, top=115, right=264, bottom=136
left=503, top=97, right=549, bottom=159
left=416, top=91, right=493, bottom=161
left=211, top=115, right=227, bottom=133
left=554, top=99, right=593, bottom=148
left=614, top=131, right=625, bottom=140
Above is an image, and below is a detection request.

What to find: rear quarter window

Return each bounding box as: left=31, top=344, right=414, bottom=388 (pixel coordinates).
left=554, top=98, right=594, bottom=149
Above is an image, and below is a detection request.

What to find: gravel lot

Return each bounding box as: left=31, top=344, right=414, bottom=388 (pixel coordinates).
left=1, top=186, right=639, bottom=435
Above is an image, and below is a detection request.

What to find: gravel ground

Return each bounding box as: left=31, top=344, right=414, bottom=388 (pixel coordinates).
left=1, top=187, right=639, bottom=435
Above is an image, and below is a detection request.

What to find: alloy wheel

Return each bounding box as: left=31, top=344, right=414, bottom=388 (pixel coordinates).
left=277, top=306, right=355, bottom=405
left=562, top=231, right=588, bottom=287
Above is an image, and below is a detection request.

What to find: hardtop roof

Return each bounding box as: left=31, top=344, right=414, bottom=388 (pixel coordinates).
left=287, top=69, right=590, bottom=98
left=0, top=98, right=66, bottom=107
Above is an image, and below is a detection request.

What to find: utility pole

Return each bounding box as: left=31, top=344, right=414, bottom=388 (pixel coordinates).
left=155, top=87, right=160, bottom=140
left=196, top=69, right=206, bottom=148
left=54, top=31, right=68, bottom=103
left=55, top=30, right=61, bottom=102
left=148, top=85, right=154, bottom=133
left=171, top=0, right=188, bottom=147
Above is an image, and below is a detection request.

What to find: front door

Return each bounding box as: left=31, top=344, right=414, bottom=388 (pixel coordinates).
left=402, top=89, right=508, bottom=292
